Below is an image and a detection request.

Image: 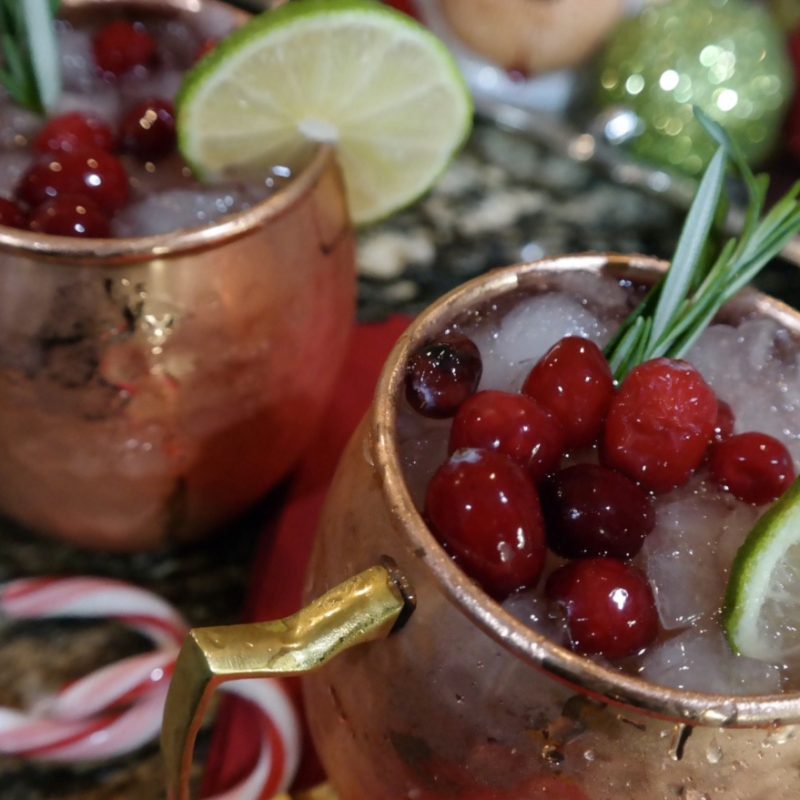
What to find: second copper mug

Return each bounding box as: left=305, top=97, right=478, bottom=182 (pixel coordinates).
left=163, top=254, right=800, bottom=800
left=0, top=0, right=355, bottom=551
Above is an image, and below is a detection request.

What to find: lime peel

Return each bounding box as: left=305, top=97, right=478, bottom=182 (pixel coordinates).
left=724, top=476, right=800, bottom=664
left=176, top=0, right=473, bottom=225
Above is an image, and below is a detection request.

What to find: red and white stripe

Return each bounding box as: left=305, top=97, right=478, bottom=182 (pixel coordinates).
left=0, top=576, right=301, bottom=798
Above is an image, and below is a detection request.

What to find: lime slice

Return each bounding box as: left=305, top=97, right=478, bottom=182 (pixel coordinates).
left=724, top=477, right=800, bottom=664
left=176, top=0, right=472, bottom=225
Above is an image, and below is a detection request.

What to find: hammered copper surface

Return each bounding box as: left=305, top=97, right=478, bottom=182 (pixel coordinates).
left=302, top=255, right=800, bottom=800
left=0, top=0, right=356, bottom=550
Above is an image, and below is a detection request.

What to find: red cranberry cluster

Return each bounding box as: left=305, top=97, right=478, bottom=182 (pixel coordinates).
left=0, top=20, right=211, bottom=238
left=405, top=332, right=796, bottom=659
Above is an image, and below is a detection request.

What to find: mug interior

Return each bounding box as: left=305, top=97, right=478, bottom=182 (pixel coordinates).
left=372, top=252, right=800, bottom=728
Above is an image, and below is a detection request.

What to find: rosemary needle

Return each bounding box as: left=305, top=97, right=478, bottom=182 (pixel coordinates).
left=605, top=108, right=800, bottom=382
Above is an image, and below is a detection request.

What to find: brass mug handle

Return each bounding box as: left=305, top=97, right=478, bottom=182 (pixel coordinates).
left=161, top=562, right=415, bottom=800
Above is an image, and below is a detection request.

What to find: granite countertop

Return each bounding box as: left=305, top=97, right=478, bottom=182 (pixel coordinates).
left=1, top=118, right=798, bottom=798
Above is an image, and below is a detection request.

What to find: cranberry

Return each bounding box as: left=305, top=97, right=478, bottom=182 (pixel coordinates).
left=546, top=558, right=659, bottom=659
left=16, top=150, right=129, bottom=212
left=603, top=358, right=717, bottom=493
left=119, top=99, right=177, bottom=160
left=195, top=39, right=218, bottom=61
left=522, top=336, right=614, bottom=449
left=92, top=21, right=156, bottom=76
left=28, top=194, right=110, bottom=238
left=449, top=390, right=565, bottom=481
left=385, top=0, right=422, bottom=20
left=713, top=399, right=735, bottom=443
left=425, top=448, right=546, bottom=598
left=541, top=464, right=655, bottom=559
left=405, top=334, right=482, bottom=418
left=0, top=198, right=27, bottom=229
left=709, top=432, right=795, bottom=505
left=34, top=112, right=114, bottom=154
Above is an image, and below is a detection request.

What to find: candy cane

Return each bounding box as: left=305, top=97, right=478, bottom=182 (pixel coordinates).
left=0, top=576, right=301, bottom=798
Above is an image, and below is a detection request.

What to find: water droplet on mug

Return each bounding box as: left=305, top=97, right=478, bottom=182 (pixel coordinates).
left=765, top=725, right=797, bottom=746
left=705, top=740, right=723, bottom=764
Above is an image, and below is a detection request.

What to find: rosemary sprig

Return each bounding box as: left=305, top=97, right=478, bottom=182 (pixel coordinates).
left=605, top=109, right=800, bottom=381
left=0, top=0, right=61, bottom=113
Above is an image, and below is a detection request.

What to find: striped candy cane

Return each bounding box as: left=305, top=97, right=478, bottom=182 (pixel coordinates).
left=0, top=577, right=301, bottom=799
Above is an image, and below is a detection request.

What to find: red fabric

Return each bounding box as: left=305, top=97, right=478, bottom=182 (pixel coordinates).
left=201, top=316, right=411, bottom=797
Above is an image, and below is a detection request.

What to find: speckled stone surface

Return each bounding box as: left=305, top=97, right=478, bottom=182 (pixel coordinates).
left=1, top=119, right=799, bottom=798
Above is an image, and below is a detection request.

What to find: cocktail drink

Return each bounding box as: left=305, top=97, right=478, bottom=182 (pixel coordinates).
left=0, top=0, right=356, bottom=549
left=300, top=255, right=800, bottom=800
left=396, top=266, right=797, bottom=696
left=160, top=105, right=800, bottom=797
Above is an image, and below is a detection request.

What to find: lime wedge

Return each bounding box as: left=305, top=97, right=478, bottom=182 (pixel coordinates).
left=176, top=0, right=472, bottom=225
left=724, top=477, right=800, bottom=664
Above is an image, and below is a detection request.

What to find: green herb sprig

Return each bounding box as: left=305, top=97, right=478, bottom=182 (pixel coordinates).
left=0, top=0, right=61, bottom=113
left=605, top=109, right=800, bottom=382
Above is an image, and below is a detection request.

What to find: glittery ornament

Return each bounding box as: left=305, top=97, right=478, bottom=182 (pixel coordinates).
left=770, top=0, right=800, bottom=32
left=597, top=0, right=793, bottom=175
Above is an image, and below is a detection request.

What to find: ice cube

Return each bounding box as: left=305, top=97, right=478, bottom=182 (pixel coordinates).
left=688, top=319, right=800, bottom=462
left=715, top=501, right=761, bottom=576
left=118, top=70, right=185, bottom=107
left=0, top=151, right=34, bottom=197
left=642, top=484, right=742, bottom=630
left=640, top=628, right=782, bottom=695
left=111, top=188, right=249, bottom=237
left=58, top=26, right=97, bottom=91
left=0, top=98, right=41, bottom=149
left=502, top=584, right=569, bottom=646
left=56, top=88, right=120, bottom=126
left=193, top=5, right=238, bottom=41
left=468, top=294, right=609, bottom=392
left=395, top=410, right=451, bottom=508
left=148, top=18, right=203, bottom=68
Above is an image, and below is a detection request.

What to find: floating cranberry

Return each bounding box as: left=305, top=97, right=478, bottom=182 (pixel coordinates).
left=16, top=150, right=129, bottom=213
left=546, top=558, right=659, bottom=659
left=425, top=448, right=546, bottom=598
left=119, top=99, right=177, bottom=160
left=449, top=390, right=565, bottom=481
left=29, top=194, right=110, bottom=238
left=713, top=399, right=735, bottom=443
left=709, top=432, right=795, bottom=505
left=522, top=336, right=614, bottom=448
left=34, top=112, right=114, bottom=154
left=405, top=334, right=482, bottom=418
left=92, top=20, right=156, bottom=76
left=195, top=38, right=218, bottom=61
left=0, top=198, right=27, bottom=229
left=541, top=464, right=655, bottom=559
left=603, top=358, right=717, bottom=493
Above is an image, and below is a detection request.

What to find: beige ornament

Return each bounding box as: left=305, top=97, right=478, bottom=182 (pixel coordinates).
left=438, top=0, right=626, bottom=74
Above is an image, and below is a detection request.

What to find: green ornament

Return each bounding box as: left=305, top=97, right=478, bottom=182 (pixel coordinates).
left=596, top=0, right=794, bottom=175
left=770, top=0, right=800, bottom=32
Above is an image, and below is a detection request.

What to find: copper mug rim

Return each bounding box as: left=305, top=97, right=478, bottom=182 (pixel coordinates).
left=0, top=0, right=333, bottom=267
left=0, top=144, right=334, bottom=265
left=372, top=251, right=800, bottom=728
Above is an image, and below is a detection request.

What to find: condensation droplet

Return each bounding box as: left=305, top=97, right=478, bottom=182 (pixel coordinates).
left=705, top=739, right=723, bottom=764
left=765, top=725, right=798, bottom=746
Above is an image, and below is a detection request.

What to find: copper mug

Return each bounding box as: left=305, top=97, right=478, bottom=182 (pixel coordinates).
left=163, top=255, right=800, bottom=800
left=0, top=0, right=355, bottom=551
